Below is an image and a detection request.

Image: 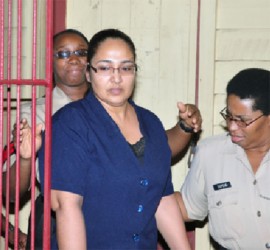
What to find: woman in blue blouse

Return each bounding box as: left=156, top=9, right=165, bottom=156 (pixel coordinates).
left=40, top=28, right=191, bottom=249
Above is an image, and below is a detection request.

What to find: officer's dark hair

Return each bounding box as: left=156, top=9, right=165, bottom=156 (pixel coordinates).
left=227, top=68, right=270, bottom=115
left=53, top=29, right=88, bottom=47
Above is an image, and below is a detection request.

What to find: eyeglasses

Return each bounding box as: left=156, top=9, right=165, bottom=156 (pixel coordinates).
left=90, top=64, right=137, bottom=76
left=54, top=49, right=88, bottom=59
left=220, top=107, right=264, bottom=128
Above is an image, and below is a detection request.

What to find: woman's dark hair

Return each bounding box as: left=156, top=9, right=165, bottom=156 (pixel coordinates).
left=226, top=68, right=270, bottom=115
left=87, top=28, right=136, bottom=64
left=53, top=29, right=88, bottom=47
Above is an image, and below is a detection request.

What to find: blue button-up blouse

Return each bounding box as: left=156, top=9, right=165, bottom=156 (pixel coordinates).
left=39, top=91, right=173, bottom=249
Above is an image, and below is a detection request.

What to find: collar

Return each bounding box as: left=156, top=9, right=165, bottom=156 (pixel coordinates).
left=52, top=86, right=73, bottom=114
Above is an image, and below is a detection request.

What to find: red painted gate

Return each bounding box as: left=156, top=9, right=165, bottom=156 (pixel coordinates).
left=0, top=0, right=53, bottom=249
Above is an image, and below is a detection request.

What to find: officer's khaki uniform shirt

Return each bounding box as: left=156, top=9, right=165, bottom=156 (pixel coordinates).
left=21, top=86, right=72, bottom=126
left=181, top=134, right=270, bottom=250
left=4, top=86, right=72, bottom=182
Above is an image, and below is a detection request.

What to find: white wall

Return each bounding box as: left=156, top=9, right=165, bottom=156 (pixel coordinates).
left=213, top=0, right=270, bottom=134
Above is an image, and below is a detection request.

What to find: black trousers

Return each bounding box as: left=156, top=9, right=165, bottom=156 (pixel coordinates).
left=26, top=194, right=56, bottom=250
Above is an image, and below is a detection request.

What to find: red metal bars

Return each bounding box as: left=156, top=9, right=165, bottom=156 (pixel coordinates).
left=14, top=0, right=23, bottom=248
left=5, top=0, right=16, bottom=249
left=0, top=0, right=53, bottom=249
left=0, top=0, right=4, bottom=246
left=29, top=0, right=38, bottom=248
left=43, top=0, right=53, bottom=249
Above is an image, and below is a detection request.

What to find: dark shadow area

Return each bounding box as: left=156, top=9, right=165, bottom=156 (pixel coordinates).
left=210, top=236, right=228, bottom=250
left=171, top=132, right=201, bottom=167
left=2, top=189, right=31, bottom=214
left=157, top=231, right=169, bottom=249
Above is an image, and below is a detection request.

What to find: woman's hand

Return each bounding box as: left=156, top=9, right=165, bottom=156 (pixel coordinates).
left=12, top=119, right=43, bottom=159
left=8, top=225, right=27, bottom=250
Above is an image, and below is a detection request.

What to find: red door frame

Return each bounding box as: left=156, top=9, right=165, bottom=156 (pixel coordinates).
left=53, top=0, right=66, bottom=34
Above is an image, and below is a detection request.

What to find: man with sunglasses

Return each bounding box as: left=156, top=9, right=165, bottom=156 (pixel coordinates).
left=175, top=68, right=270, bottom=250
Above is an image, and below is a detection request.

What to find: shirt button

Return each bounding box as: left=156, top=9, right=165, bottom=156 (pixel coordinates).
left=132, top=233, right=140, bottom=242
left=253, top=180, right=257, bottom=185
left=265, top=242, right=270, bottom=248
left=138, top=205, right=143, bottom=213
left=140, top=179, right=149, bottom=186
left=257, top=211, right=261, bottom=217
left=216, top=201, right=222, bottom=206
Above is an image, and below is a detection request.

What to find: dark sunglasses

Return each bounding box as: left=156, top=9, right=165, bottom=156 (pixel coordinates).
left=54, top=49, right=88, bottom=59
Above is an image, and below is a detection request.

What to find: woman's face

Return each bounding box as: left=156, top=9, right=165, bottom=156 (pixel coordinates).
left=87, top=38, right=136, bottom=108
left=226, top=94, right=270, bottom=151
left=53, top=33, right=88, bottom=87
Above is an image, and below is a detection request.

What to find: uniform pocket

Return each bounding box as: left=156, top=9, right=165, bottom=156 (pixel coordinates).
left=207, top=190, right=246, bottom=241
